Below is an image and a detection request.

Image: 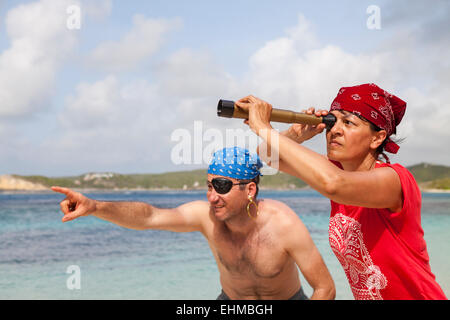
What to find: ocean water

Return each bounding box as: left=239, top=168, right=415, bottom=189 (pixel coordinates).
left=0, top=189, right=449, bottom=300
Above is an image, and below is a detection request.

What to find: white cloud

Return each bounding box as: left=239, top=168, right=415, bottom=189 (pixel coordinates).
left=157, top=48, right=233, bottom=100
left=396, top=83, right=450, bottom=165
left=37, top=43, right=244, bottom=174
left=284, top=13, right=319, bottom=53
left=245, top=14, right=397, bottom=108
left=0, top=0, right=79, bottom=119
left=61, top=75, right=123, bottom=129
left=59, top=75, right=168, bottom=134
left=2, top=5, right=449, bottom=176
left=86, top=14, right=182, bottom=72
left=48, top=11, right=450, bottom=174
left=239, top=13, right=449, bottom=165
left=47, top=75, right=178, bottom=172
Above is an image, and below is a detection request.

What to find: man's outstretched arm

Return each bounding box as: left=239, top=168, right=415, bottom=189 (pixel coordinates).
left=52, top=186, right=207, bottom=232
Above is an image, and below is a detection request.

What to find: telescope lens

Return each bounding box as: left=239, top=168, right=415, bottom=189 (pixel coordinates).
left=217, top=100, right=235, bottom=118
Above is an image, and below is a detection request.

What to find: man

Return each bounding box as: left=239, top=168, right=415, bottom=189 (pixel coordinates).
left=53, top=147, right=335, bottom=300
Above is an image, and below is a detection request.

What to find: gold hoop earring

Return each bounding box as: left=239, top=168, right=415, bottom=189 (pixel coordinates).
left=247, top=195, right=258, bottom=219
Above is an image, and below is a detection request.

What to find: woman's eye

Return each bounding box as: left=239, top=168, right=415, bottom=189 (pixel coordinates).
left=344, top=120, right=354, bottom=125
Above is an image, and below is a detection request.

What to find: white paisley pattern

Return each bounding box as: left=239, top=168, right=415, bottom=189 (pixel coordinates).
left=329, top=213, right=388, bottom=300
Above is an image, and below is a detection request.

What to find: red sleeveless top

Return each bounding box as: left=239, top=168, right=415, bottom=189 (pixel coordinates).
left=328, top=161, right=446, bottom=300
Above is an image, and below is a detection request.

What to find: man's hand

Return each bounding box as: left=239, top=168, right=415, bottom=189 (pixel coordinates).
left=52, top=186, right=96, bottom=223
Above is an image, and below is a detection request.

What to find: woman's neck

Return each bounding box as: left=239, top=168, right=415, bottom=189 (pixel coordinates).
left=340, top=153, right=379, bottom=172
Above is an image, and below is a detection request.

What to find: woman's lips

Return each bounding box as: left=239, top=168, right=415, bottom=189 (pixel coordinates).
left=329, top=139, right=342, bottom=147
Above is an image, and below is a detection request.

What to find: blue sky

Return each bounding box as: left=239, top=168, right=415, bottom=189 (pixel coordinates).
left=0, top=0, right=449, bottom=176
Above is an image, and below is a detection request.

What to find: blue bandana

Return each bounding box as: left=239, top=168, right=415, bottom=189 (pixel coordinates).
left=207, top=147, right=263, bottom=180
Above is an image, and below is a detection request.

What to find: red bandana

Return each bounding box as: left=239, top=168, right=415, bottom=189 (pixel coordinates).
left=329, top=83, right=406, bottom=154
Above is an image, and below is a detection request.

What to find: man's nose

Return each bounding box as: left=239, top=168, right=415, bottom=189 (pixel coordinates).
left=207, top=189, right=220, bottom=203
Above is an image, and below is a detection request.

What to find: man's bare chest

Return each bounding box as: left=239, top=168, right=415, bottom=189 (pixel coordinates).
left=212, top=230, right=287, bottom=279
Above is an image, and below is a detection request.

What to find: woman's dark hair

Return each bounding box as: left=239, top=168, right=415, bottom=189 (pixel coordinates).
left=360, top=115, right=404, bottom=161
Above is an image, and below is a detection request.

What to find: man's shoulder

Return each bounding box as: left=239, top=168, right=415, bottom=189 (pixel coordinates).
left=259, top=198, right=293, bottom=211
left=180, top=200, right=209, bottom=209
left=259, top=199, right=309, bottom=245
left=259, top=198, right=302, bottom=223
left=177, top=200, right=210, bottom=214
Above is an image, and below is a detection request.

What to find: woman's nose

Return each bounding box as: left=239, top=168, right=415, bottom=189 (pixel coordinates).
left=330, top=119, right=343, bottom=135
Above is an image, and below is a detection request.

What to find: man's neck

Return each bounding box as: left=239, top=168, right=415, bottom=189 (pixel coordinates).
left=223, top=202, right=259, bottom=236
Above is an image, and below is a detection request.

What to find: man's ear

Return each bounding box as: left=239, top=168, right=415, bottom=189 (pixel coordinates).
left=247, top=182, right=257, bottom=198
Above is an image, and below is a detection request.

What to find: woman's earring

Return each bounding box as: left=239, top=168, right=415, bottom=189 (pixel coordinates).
left=247, top=195, right=258, bottom=219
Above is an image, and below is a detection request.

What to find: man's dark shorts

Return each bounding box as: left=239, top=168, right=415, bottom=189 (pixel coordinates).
left=216, top=287, right=309, bottom=300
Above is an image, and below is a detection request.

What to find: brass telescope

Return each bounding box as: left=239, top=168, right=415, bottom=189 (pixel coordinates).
left=217, top=99, right=336, bottom=129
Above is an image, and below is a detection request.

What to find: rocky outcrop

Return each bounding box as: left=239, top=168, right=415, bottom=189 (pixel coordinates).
left=0, top=175, right=48, bottom=191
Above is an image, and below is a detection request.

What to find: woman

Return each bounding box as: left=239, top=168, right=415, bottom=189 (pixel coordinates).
left=236, top=83, right=446, bottom=300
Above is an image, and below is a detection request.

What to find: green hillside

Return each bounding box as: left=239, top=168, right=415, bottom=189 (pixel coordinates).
left=6, top=162, right=449, bottom=191
left=14, top=170, right=206, bottom=190
left=407, top=163, right=450, bottom=183
left=14, top=169, right=307, bottom=190
left=428, top=178, right=450, bottom=190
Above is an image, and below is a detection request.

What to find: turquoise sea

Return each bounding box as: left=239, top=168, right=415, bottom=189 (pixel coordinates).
left=0, top=189, right=449, bottom=300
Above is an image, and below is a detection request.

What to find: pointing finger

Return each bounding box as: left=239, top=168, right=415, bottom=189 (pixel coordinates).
left=51, top=186, right=71, bottom=195
left=51, top=186, right=79, bottom=200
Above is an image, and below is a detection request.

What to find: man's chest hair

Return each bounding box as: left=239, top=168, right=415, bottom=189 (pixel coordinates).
left=214, top=228, right=287, bottom=279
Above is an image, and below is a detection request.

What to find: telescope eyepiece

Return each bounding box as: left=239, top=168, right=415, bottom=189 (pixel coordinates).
left=322, top=113, right=337, bottom=129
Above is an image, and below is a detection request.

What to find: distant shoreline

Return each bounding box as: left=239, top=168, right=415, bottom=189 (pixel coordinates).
left=1, top=186, right=449, bottom=194
left=1, top=162, right=449, bottom=193
left=420, top=188, right=450, bottom=194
